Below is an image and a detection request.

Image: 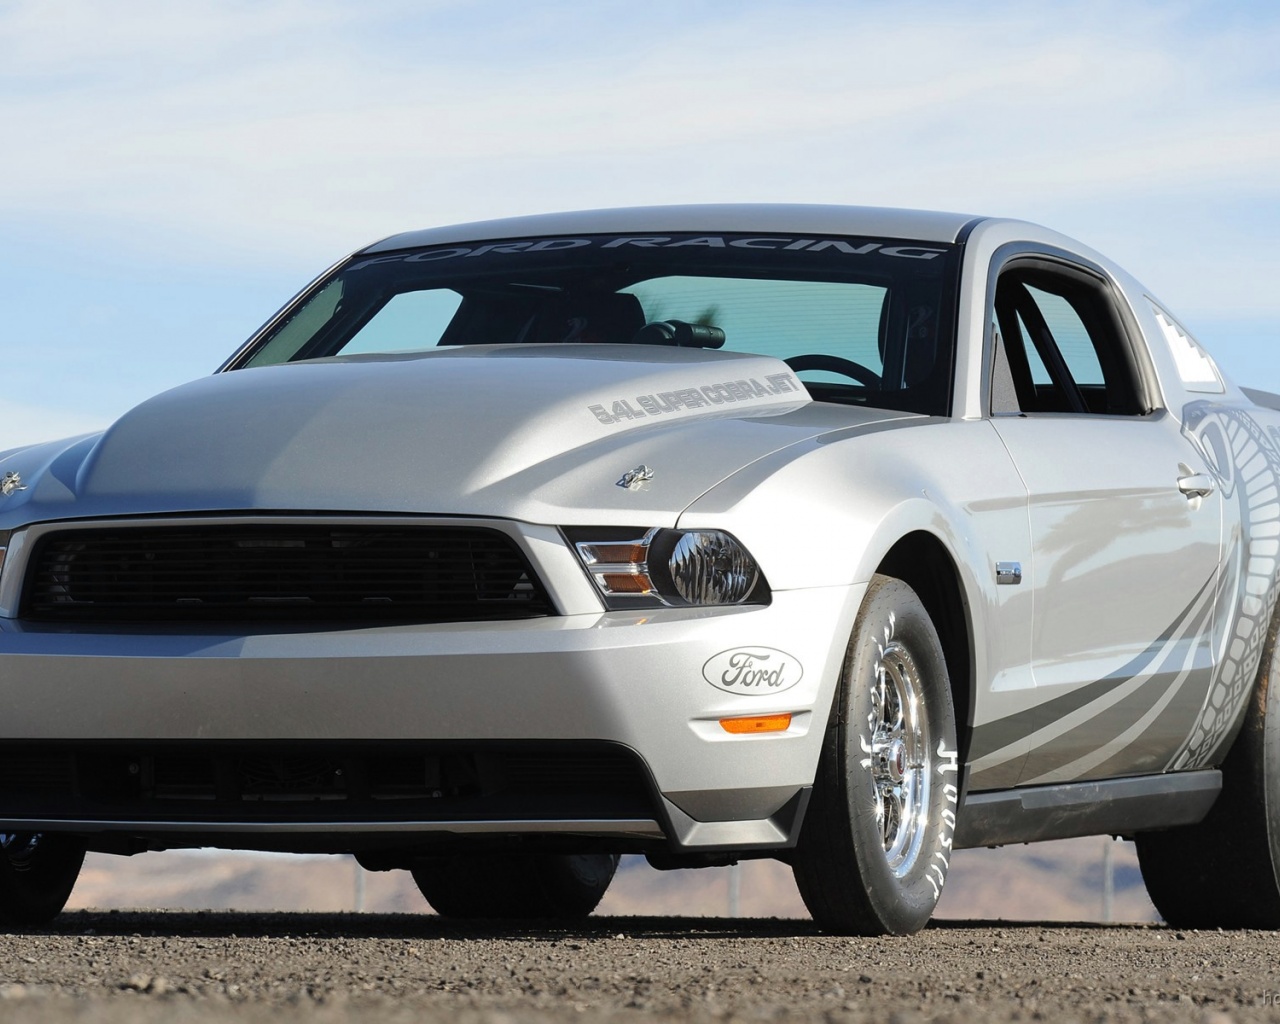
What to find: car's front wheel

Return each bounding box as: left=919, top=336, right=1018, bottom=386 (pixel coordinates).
left=0, top=832, right=85, bottom=927
left=791, top=574, right=958, bottom=935
left=412, top=852, right=619, bottom=919
left=1135, top=613, right=1280, bottom=928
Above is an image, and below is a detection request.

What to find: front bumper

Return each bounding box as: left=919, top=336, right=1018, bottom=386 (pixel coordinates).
left=0, top=585, right=862, bottom=851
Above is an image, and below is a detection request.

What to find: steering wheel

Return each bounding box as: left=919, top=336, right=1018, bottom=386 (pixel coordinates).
left=784, top=354, right=881, bottom=387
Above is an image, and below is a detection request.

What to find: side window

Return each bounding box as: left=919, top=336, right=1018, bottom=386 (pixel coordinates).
left=245, top=278, right=345, bottom=367
left=991, top=262, right=1145, bottom=416
left=1017, top=311, right=1052, bottom=385
left=1024, top=286, right=1104, bottom=386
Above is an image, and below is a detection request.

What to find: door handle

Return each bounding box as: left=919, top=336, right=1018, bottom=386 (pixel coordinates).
left=1177, top=472, right=1214, bottom=499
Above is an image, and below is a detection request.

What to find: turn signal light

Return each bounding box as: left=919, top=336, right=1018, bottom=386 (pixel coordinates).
left=600, top=572, right=653, bottom=594
left=719, top=713, right=792, bottom=734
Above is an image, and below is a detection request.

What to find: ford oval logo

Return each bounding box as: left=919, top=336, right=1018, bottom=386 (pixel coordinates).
left=702, top=647, right=803, bottom=695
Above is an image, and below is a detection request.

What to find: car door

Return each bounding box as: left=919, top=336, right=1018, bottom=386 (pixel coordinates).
left=984, top=255, right=1222, bottom=786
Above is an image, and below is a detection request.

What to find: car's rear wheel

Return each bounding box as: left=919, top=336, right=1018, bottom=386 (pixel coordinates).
left=791, top=574, right=958, bottom=935
left=412, top=852, right=619, bottom=919
left=0, top=832, right=85, bottom=927
left=1135, top=613, right=1280, bottom=928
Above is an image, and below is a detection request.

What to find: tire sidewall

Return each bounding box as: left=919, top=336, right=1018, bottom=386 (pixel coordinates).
left=1262, top=619, right=1280, bottom=888
left=840, top=576, right=958, bottom=933
left=0, top=834, right=85, bottom=927
left=413, top=852, right=617, bottom=919
left=544, top=853, right=619, bottom=916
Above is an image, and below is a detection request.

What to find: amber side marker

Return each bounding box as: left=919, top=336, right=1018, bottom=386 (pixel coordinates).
left=600, top=572, right=653, bottom=594
left=719, top=713, right=792, bottom=734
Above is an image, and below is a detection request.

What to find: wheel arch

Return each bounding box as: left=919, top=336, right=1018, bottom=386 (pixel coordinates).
left=875, top=531, right=976, bottom=777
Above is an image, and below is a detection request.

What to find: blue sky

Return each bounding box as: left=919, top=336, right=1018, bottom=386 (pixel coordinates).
left=2, top=0, right=1278, bottom=445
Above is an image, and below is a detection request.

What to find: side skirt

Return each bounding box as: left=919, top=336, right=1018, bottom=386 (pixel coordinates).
left=955, top=771, right=1221, bottom=850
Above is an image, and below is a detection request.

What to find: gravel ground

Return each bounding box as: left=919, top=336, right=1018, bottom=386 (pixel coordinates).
left=0, top=911, right=1273, bottom=1023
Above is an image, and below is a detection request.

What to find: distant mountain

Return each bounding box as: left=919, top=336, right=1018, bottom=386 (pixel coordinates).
left=67, top=837, right=1157, bottom=923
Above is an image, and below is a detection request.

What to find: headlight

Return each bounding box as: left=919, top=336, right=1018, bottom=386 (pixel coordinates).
left=566, top=527, right=767, bottom=609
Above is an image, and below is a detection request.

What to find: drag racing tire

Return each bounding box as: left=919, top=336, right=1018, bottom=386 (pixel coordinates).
left=0, top=833, right=86, bottom=928
left=792, top=574, right=959, bottom=936
left=412, top=852, right=619, bottom=919
left=1136, top=612, right=1280, bottom=928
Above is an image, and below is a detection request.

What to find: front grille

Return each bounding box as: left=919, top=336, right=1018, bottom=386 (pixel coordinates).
left=0, top=742, right=657, bottom=825
left=22, top=523, right=554, bottom=623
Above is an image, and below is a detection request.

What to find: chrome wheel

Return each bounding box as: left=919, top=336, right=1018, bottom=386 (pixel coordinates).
left=867, top=623, right=930, bottom=876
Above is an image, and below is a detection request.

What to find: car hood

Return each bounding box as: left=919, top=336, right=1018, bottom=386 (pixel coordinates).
left=1, top=346, right=917, bottom=527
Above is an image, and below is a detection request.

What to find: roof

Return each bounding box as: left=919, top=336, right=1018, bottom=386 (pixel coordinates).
left=360, top=204, right=986, bottom=254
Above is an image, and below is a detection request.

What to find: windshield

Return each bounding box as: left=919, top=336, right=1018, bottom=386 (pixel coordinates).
left=234, top=232, right=960, bottom=415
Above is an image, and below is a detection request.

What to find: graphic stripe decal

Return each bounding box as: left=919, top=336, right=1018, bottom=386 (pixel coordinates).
left=1020, top=613, right=1209, bottom=785
left=968, top=571, right=1218, bottom=764
left=967, top=403, right=1280, bottom=790
left=1167, top=405, right=1280, bottom=770
left=969, top=581, right=1216, bottom=780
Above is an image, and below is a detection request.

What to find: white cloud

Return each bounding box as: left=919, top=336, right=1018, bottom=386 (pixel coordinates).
left=2, top=0, right=1278, bottom=263
left=0, top=0, right=1276, bottom=411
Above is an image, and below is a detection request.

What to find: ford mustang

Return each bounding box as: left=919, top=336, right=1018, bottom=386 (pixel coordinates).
left=1, top=205, right=1278, bottom=934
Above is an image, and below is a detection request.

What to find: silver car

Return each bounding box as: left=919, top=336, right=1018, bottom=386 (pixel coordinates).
left=1, top=205, right=1277, bottom=934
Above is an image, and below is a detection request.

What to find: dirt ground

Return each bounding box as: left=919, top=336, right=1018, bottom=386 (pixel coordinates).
left=0, top=911, right=1272, bottom=1023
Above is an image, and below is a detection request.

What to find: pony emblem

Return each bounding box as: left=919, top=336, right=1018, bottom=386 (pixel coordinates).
left=616, top=465, right=654, bottom=490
